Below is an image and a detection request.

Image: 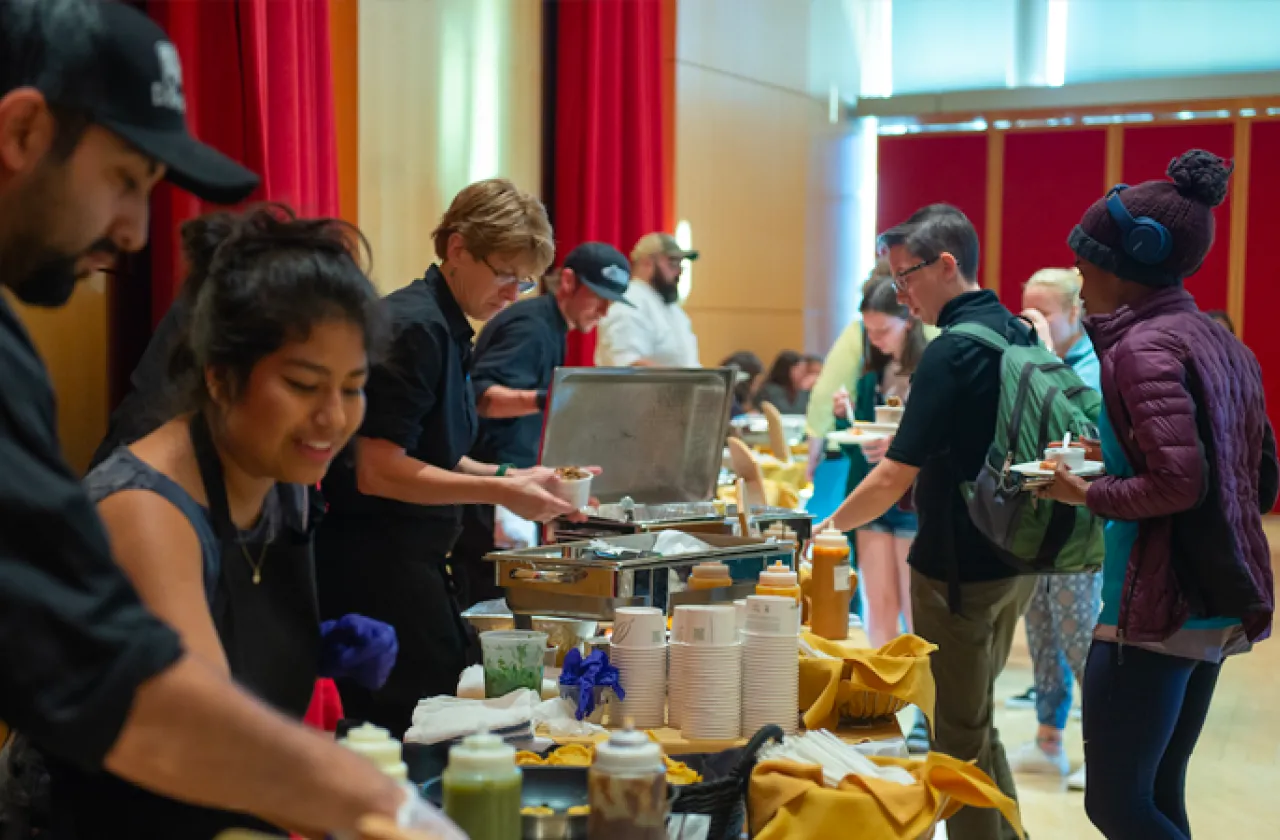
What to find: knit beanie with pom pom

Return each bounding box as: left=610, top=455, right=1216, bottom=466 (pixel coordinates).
left=1068, top=148, right=1233, bottom=287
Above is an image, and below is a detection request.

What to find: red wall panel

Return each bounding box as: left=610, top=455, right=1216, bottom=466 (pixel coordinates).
left=877, top=134, right=989, bottom=285
left=1000, top=129, right=1108, bottom=311
left=1243, top=120, right=1280, bottom=439
left=1121, top=123, right=1235, bottom=313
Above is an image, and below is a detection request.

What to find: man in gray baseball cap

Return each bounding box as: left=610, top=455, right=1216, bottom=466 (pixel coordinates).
left=595, top=231, right=701, bottom=367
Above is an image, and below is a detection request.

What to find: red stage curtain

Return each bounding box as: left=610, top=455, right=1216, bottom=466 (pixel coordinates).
left=144, top=0, right=338, bottom=324
left=877, top=134, right=989, bottom=285
left=1121, top=123, right=1235, bottom=313
left=552, top=0, right=666, bottom=366
left=1000, top=129, right=1107, bottom=310
left=1244, top=120, right=1280, bottom=452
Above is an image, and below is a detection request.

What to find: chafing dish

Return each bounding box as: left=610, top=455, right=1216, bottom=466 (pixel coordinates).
left=536, top=367, right=812, bottom=542
left=486, top=532, right=792, bottom=624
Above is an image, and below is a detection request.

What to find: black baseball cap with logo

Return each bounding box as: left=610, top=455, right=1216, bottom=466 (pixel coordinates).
left=48, top=2, right=260, bottom=204
left=563, top=242, right=634, bottom=307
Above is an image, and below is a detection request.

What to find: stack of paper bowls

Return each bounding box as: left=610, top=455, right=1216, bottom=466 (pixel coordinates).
left=741, top=595, right=801, bottom=736
left=670, top=604, right=742, bottom=740
left=607, top=607, right=668, bottom=728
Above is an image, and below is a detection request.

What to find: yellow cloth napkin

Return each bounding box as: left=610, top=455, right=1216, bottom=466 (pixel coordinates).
left=749, top=753, right=1025, bottom=840
left=798, top=633, right=937, bottom=733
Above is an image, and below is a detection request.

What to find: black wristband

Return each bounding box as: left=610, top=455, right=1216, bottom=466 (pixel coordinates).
left=535, top=390, right=548, bottom=411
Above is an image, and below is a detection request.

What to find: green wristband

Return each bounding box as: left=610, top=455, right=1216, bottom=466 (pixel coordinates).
left=496, top=463, right=514, bottom=477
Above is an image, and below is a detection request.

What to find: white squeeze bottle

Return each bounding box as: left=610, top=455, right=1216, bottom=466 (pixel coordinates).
left=338, top=723, right=409, bottom=781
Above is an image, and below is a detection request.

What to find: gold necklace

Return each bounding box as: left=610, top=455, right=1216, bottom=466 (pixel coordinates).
left=239, top=539, right=269, bottom=585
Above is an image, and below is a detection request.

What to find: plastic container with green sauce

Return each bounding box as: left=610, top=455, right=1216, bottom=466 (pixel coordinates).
left=442, top=730, right=522, bottom=840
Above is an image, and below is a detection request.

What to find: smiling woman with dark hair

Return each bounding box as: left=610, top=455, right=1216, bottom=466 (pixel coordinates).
left=43, top=204, right=394, bottom=838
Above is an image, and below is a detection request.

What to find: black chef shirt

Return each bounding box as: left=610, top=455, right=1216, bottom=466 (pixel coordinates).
left=886, top=290, right=1034, bottom=583
left=0, top=294, right=183, bottom=768
left=323, top=266, right=478, bottom=546
left=469, top=294, right=568, bottom=469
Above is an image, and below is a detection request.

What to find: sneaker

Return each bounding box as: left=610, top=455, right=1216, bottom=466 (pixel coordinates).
left=1005, top=686, right=1037, bottom=710
left=1067, top=762, right=1086, bottom=790
left=1008, top=739, right=1070, bottom=776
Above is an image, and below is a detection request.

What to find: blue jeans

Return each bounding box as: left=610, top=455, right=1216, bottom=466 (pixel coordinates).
left=1024, top=572, right=1103, bottom=728
left=1083, top=641, right=1221, bottom=839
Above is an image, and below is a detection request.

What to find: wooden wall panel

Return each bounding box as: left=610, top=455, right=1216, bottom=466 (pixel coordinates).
left=357, top=0, right=542, bottom=294
left=9, top=279, right=110, bottom=476
left=1243, top=119, right=1280, bottom=443
left=329, top=0, right=359, bottom=227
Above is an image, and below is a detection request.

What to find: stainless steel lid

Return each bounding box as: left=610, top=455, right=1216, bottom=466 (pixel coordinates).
left=539, top=367, right=734, bottom=504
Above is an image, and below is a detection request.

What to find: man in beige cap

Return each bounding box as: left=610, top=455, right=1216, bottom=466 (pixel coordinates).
left=595, top=232, right=701, bottom=367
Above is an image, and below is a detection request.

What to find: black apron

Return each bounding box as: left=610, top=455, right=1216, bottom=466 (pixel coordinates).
left=315, top=514, right=479, bottom=738
left=48, top=414, right=320, bottom=840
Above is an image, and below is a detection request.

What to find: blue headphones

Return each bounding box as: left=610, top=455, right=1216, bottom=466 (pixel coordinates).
left=1105, top=185, right=1172, bottom=265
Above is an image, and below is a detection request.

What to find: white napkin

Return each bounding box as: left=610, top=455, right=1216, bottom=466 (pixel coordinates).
left=404, top=689, right=540, bottom=745
left=531, top=697, right=609, bottom=738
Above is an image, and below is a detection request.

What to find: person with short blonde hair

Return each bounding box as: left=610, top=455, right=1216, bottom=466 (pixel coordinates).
left=1006, top=266, right=1101, bottom=790
left=317, top=178, right=577, bottom=736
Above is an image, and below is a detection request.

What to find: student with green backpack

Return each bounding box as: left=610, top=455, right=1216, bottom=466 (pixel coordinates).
left=820, top=204, right=1102, bottom=840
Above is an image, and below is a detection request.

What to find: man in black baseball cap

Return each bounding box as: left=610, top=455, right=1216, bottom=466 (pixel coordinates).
left=453, top=241, right=631, bottom=605
left=0, top=2, right=462, bottom=836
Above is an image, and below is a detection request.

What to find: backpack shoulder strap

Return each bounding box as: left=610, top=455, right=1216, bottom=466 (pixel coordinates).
left=946, top=321, right=1011, bottom=352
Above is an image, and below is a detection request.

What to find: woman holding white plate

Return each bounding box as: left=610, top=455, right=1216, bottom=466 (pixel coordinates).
left=831, top=269, right=930, bottom=648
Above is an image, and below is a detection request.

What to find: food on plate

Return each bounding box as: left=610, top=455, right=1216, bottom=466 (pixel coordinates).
left=521, top=805, right=555, bottom=816
left=555, top=466, right=591, bottom=481
left=1039, top=461, right=1059, bottom=471
left=885, top=395, right=903, bottom=407
left=515, top=743, right=702, bottom=785
left=566, top=805, right=592, bottom=816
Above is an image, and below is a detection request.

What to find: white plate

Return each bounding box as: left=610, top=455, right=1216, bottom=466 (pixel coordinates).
left=826, top=430, right=888, bottom=447
left=1011, top=460, right=1105, bottom=478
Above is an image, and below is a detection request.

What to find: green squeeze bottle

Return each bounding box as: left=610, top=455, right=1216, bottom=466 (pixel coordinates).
left=441, top=730, right=522, bottom=840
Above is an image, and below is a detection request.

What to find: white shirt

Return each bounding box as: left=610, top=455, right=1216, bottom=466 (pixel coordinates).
left=595, top=279, right=700, bottom=367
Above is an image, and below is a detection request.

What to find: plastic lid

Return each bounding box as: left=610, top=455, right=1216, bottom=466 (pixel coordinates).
left=813, top=528, right=849, bottom=551
left=344, top=722, right=393, bottom=743
left=691, top=561, right=730, bottom=579
left=447, top=730, right=517, bottom=777
left=594, top=727, right=664, bottom=776
left=758, top=563, right=798, bottom=587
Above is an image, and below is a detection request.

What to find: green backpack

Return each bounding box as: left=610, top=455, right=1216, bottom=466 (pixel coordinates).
left=948, top=322, right=1105, bottom=575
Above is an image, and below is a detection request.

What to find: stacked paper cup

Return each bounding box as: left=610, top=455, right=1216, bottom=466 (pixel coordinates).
left=670, top=605, right=742, bottom=740
left=608, top=607, right=668, bottom=728
left=741, top=595, right=801, bottom=736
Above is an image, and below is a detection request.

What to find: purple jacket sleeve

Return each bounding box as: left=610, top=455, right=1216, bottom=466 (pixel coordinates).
left=1086, top=331, right=1206, bottom=521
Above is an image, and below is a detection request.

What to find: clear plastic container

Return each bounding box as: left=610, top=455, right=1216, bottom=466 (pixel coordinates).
left=809, top=528, right=853, bottom=640
left=442, top=730, right=522, bottom=840
left=588, top=727, right=667, bottom=840
left=480, top=630, right=548, bottom=697
left=687, top=561, right=732, bottom=591
left=756, top=562, right=801, bottom=603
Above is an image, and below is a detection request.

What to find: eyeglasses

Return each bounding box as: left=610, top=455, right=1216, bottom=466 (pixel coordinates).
left=483, top=255, right=536, bottom=294
left=892, top=256, right=939, bottom=294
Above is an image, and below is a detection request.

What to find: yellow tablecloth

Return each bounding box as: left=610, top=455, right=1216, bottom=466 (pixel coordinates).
left=749, top=753, right=1025, bottom=840
left=798, top=634, right=937, bottom=733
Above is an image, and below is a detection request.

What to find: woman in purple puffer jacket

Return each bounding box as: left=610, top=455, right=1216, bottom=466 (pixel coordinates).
left=1044, top=149, right=1278, bottom=840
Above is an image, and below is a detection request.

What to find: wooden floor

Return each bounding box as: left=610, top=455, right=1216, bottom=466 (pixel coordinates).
left=984, top=518, right=1280, bottom=839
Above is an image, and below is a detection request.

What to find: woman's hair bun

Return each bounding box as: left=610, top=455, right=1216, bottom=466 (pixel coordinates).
left=1167, top=149, right=1233, bottom=208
